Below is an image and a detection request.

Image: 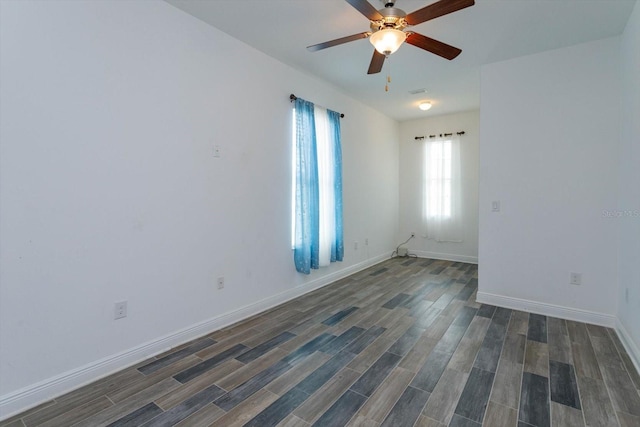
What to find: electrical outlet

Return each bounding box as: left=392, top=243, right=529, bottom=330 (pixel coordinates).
left=217, top=276, right=225, bottom=289
left=354, top=241, right=359, bottom=250
left=570, top=272, right=582, bottom=286
left=365, top=238, right=369, bottom=246
left=114, top=301, right=127, bottom=320
left=213, top=145, right=221, bottom=158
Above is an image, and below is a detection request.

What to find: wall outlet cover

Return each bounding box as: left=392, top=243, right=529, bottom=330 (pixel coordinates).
left=570, top=272, right=582, bottom=286
left=114, top=301, right=127, bottom=320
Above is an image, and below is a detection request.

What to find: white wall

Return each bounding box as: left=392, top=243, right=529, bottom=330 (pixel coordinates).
left=0, top=0, right=399, bottom=416
left=478, top=37, right=621, bottom=324
left=399, top=111, right=479, bottom=263
left=617, top=1, right=640, bottom=359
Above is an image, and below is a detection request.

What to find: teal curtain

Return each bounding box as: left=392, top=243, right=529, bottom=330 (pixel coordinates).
left=327, top=109, right=344, bottom=262
left=293, top=99, right=344, bottom=274
left=294, top=98, right=320, bottom=273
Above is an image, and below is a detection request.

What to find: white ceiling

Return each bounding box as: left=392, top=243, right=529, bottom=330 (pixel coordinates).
left=165, top=0, right=636, bottom=121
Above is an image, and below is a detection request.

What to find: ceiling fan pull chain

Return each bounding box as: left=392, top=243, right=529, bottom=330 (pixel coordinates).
left=385, top=57, right=391, bottom=92
left=384, top=67, right=388, bottom=92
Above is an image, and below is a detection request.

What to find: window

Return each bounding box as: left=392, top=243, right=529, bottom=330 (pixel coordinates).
left=423, top=136, right=463, bottom=242
left=292, top=98, right=343, bottom=274
left=425, top=139, right=453, bottom=218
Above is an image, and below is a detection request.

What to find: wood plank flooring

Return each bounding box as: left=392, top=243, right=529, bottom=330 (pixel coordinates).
left=2, top=258, right=640, bottom=427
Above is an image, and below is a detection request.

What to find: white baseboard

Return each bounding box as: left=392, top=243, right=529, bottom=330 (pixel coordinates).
left=0, top=254, right=388, bottom=421
left=476, top=291, right=617, bottom=327
left=614, top=319, right=640, bottom=379
left=411, top=250, right=478, bottom=264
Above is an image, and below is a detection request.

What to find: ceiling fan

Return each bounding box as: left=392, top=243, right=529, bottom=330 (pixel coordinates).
left=307, top=0, right=474, bottom=74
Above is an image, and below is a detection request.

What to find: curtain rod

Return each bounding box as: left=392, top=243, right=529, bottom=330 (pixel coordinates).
left=414, top=131, right=465, bottom=140
left=290, top=94, right=345, bottom=118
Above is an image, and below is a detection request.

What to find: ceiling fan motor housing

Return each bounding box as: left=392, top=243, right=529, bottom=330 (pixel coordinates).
left=370, top=6, right=407, bottom=31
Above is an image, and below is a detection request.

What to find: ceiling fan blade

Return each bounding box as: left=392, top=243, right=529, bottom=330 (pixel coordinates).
left=307, top=32, right=370, bottom=52
left=405, top=0, right=474, bottom=26
left=345, top=0, right=384, bottom=21
left=406, top=32, right=462, bottom=60
left=367, top=50, right=386, bottom=74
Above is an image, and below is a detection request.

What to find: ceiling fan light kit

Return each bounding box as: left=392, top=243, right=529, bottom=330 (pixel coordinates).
left=307, top=0, right=474, bottom=76
left=369, top=28, right=407, bottom=55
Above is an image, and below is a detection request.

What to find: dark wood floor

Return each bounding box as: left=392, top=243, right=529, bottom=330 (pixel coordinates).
left=2, top=258, right=640, bottom=427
